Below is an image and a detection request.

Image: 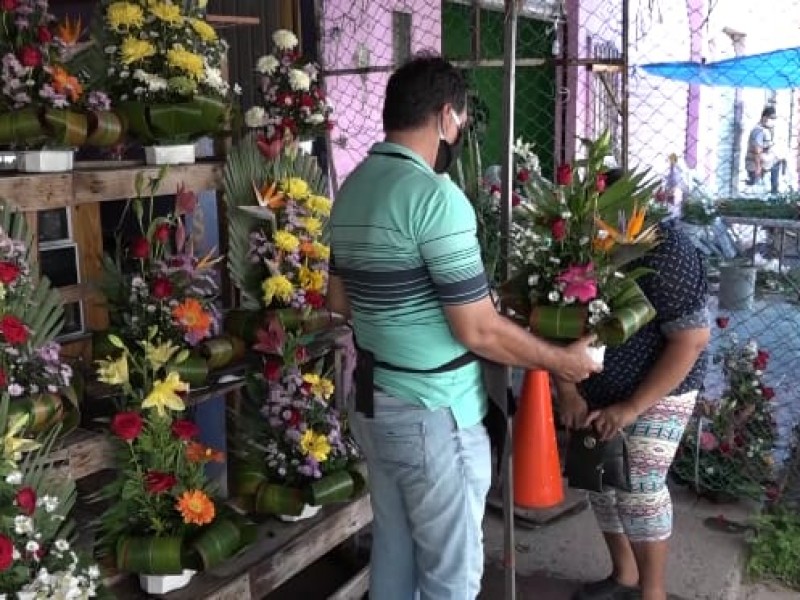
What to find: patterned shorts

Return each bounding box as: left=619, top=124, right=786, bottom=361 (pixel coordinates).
left=589, top=391, right=698, bottom=543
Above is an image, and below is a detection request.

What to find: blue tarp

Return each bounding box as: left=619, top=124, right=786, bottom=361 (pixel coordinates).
left=641, top=47, right=800, bottom=89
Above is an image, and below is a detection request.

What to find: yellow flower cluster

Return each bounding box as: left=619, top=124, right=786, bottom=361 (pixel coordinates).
left=282, top=177, right=309, bottom=199
left=307, top=195, right=332, bottom=217
left=300, top=429, right=331, bottom=462
left=167, top=45, right=205, bottom=79
left=150, top=1, right=183, bottom=25
left=302, top=373, right=335, bottom=400
left=190, top=18, right=217, bottom=42
left=106, top=1, right=145, bottom=30
left=120, top=37, right=156, bottom=64
left=299, top=266, right=325, bottom=293
left=274, top=230, right=300, bottom=253
left=262, top=274, right=294, bottom=306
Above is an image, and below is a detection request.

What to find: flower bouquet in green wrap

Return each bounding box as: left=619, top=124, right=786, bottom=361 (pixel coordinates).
left=501, top=132, right=663, bottom=356
left=0, top=0, right=123, bottom=166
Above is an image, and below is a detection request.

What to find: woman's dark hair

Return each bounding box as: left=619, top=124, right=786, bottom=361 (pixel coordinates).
left=382, top=53, right=467, bottom=132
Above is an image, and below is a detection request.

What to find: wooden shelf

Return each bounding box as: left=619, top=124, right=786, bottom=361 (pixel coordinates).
left=108, top=494, right=373, bottom=599
left=0, top=161, right=223, bottom=210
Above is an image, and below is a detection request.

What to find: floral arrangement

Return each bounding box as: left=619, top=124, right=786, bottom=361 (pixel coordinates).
left=95, top=334, right=249, bottom=578
left=97, top=170, right=238, bottom=390
left=500, top=132, right=661, bottom=346
left=0, top=394, right=103, bottom=598
left=672, top=319, right=778, bottom=501
left=244, top=29, right=332, bottom=143
left=92, top=0, right=233, bottom=144
left=0, top=0, right=121, bottom=148
left=0, top=203, right=76, bottom=434
left=230, top=313, right=361, bottom=517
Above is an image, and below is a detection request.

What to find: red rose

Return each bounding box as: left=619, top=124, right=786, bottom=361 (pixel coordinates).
left=0, top=368, right=6, bottom=388
left=144, top=471, right=176, bottom=494
left=286, top=409, right=301, bottom=428
left=0, top=315, right=28, bottom=345
left=715, top=316, right=730, bottom=329
left=719, top=442, right=732, bottom=456
left=753, top=350, right=770, bottom=371
left=37, top=26, right=52, bottom=44
left=550, top=218, right=567, bottom=242
left=299, top=93, right=314, bottom=108
left=512, top=193, right=522, bottom=207
left=761, top=386, right=776, bottom=400
left=0, top=261, right=20, bottom=284
left=0, top=535, right=13, bottom=572
left=111, top=411, right=143, bottom=442
left=151, top=277, right=173, bottom=300
left=281, top=117, right=297, bottom=134
left=0, top=0, right=17, bottom=11
left=256, top=133, right=282, bottom=160
left=277, top=91, right=294, bottom=107
left=556, top=163, right=573, bottom=186
left=305, top=290, right=325, bottom=309
left=263, top=359, right=282, bottom=382
left=130, top=236, right=149, bottom=259
left=517, top=168, right=530, bottom=183
left=18, top=45, right=42, bottom=68
left=489, top=184, right=501, bottom=197
left=15, top=487, right=36, bottom=516
left=154, top=223, right=171, bottom=244
left=171, top=419, right=199, bottom=440
left=596, top=173, right=607, bottom=193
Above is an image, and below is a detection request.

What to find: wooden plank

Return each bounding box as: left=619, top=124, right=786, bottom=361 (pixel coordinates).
left=0, top=173, right=73, bottom=210
left=328, top=565, right=370, bottom=600
left=207, top=14, right=260, bottom=26
left=72, top=163, right=222, bottom=204
left=249, top=494, right=373, bottom=597
left=50, top=428, right=114, bottom=480
left=71, top=202, right=108, bottom=332
left=205, top=575, right=251, bottom=600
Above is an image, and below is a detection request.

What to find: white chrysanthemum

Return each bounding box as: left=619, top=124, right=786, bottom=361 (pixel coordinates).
left=5, top=470, right=22, bottom=485
left=26, top=540, right=39, bottom=554
left=527, top=274, right=539, bottom=287
left=272, top=29, right=299, bottom=50
left=54, top=539, right=70, bottom=552
left=38, top=494, right=59, bottom=513
left=306, top=113, right=325, bottom=125
left=547, top=290, right=560, bottom=302
left=87, top=565, right=100, bottom=580
left=244, top=106, right=266, bottom=128
left=256, top=54, right=280, bottom=75
left=14, top=515, right=33, bottom=535
left=204, top=66, right=229, bottom=95
left=288, top=68, right=311, bottom=91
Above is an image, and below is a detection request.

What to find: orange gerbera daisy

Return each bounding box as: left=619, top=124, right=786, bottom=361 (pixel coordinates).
left=172, top=298, right=212, bottom=338
left=176, top=489, right=215, bottom=526
left=49, top=66, right=83, bottom=102
left=185, top=441, right=225, bottom=464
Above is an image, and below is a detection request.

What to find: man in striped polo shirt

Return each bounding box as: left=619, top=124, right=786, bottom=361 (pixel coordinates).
left=327, top=55, right=600, bottom=600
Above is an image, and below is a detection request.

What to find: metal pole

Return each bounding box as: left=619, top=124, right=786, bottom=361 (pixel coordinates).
left=621, top=0, right=630, bottom=170
left=499, top=2, right=519, bottom=600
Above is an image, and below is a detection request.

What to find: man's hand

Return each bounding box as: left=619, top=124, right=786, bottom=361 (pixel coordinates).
left=585, top=403, right=639, bottom=441
left=552, top=336, right=604, bottom=383
left=557, top=389, right=588, bottom=430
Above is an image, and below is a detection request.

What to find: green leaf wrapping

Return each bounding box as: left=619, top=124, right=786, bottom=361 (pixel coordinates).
left=116, top=536, right=185, bottom=575
left=595, top=279, right=657, bottom=346
left=198, top=336, right=245, bottom=370
left=117, top=96, right=226, bottom=145
left=86, top=110, right=126, bottom=147
left=309, top=471, right=359, bottom=505
left=169, top=354, right=209, bottom=387
left=253, top=483, right=306, bottom=516
left=190, top=518, right=242, bottom=570
left=8, top=393, right=64, bottom=434
left=530, top=305, right=589, bottom=341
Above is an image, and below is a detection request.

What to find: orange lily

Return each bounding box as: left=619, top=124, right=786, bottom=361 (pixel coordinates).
left=56, top=15, right=82, bottom=46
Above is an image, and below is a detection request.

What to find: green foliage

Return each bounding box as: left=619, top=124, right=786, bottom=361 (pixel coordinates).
left=748, top=510, right=800, bottom=589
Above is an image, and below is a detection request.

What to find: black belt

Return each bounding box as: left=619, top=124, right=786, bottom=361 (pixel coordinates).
left=355, top=342, right=478, bottom=418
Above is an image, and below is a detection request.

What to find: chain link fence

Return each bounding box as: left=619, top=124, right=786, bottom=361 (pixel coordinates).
left=314, top=0, right=800, bottom=504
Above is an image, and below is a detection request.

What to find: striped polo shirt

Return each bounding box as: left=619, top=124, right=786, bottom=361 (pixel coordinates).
left=329, top=142, right=489, bottom=428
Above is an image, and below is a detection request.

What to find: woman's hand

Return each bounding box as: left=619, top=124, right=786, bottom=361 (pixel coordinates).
left=557, top=389, right=589, bottom=430
left=585, top=403, right=639, bottom=441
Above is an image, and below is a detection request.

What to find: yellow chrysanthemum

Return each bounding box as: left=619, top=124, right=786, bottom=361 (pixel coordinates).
left=282, top=177, right=309, bottom=199
left=190, top=18, right=217, bottom=42
left=96, top=355, right=129, bottom=386
left=273, top=230, right=300, bottom=253
left=299, top=266, right=325, bottom=293
left=299, top=216, right=322, bottom=237
left=312, top=242, right=330, bottom=261
left=262, top=274, right=294, bottom=306
left=120, top=37, right=156, bottom=64
left=302, top=373, right=335, bottom=400
left=308, top=195, right=332, bottom=216
left=142, top=372, right=188, bottom=416
left=299, top=429, right=331, bottom=462
left=166, top=45, right=204, bottom=80
left=149, top=2, right=183, bottom=25
left=106, top=1, right=144, bottom=30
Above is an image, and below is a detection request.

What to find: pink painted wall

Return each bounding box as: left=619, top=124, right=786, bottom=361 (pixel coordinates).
left=321, top=1, right=442, bottom=188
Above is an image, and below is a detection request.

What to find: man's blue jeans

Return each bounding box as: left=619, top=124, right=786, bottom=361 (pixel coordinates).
left=349, top=390, right=492, bottom=600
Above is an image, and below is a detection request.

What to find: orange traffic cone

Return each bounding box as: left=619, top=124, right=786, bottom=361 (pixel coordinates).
left=513, top=369, right=564, bottom=509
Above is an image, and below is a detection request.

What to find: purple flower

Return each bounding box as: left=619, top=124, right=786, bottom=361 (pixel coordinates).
left=87, top=90, right=111, bottom=111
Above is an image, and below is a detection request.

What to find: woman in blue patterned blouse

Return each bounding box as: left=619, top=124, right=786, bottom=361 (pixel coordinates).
left=557, top=169, right=711, bottom=600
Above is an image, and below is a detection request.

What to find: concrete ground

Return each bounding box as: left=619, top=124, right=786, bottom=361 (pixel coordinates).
left=479, top=485, right=799, bottom=600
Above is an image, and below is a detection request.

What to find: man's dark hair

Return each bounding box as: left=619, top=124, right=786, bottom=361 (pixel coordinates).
left=604, top=167, right=625, bottom=188
left=382, top=53, right=467, bottom=132
left=762, top=106, right=776, bottom=119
